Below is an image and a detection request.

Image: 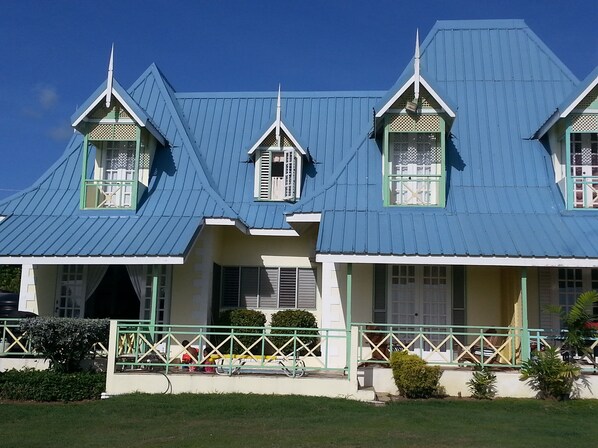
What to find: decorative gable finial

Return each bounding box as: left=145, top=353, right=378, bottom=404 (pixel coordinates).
left=414, top=29, right=420, bottom=101
left=106, top=44, right=114, bottom=108
left=276, top=84, right=282, bottom=148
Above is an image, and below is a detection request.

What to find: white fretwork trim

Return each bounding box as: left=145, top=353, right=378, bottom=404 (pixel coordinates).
left=247, top=121, right=307, bottom=156
left=316, top=254, right=598, bottom=268
left=561, top=75, right=598, bottom=118
left=376, top=75, right=456, bottom=119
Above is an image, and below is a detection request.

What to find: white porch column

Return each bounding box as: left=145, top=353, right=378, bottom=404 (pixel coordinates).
left=320, top=262, right=347, bottom=368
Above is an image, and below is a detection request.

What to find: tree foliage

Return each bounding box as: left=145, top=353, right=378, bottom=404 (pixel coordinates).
left=0, top=265, right=21, bottom=293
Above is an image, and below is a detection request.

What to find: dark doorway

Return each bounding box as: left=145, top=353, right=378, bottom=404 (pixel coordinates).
left=85, top=265, right=140, bottom=319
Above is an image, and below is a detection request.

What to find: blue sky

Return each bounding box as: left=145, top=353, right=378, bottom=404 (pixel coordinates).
left=0, top=0, right=596, bottom=201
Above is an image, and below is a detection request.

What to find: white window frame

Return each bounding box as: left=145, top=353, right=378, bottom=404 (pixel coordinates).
left=254, top=147, right=302, bottom=201
left=570, top=132, right=598, bottom=209
left=388, top=133, right=442, bottom=206
left=55, top=265, right=87, bottom=318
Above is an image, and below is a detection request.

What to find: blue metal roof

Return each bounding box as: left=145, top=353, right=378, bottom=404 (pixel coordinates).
left=0, top=67, right=236, bottom=258
left=293, top=20, right=598, bottom=259
left=0, top=19, right=596, bottom=261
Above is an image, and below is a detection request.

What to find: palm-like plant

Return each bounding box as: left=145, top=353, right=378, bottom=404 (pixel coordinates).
left=547, top=290, right=598, bottom=362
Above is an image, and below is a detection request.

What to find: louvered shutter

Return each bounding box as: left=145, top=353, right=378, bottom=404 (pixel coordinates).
left=222, top=267, right=240, bottom=307
left=297, top=268, right=317, bottom=309
left=258, top=150, right=271, bottom=200
left=373, top=265, right=387, bottom=323
left=240, top=267, right=259, bottom=308
left=259, top=268, right=278, bottom=308
left=283, top=149, right=296, bottom=201
left=279, top=268, right=297, bottom=307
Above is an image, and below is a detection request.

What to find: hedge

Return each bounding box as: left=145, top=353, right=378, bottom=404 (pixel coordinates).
left=0, top=369, right=105, bottom=402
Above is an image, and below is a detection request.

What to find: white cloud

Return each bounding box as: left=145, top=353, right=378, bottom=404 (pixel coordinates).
left=35, top=84, right=59, bottom=110
left=47, top=125, right=73, bottom=142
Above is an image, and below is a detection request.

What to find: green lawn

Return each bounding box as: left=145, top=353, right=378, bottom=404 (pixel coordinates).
left=0, top=394, right=596, bottom=447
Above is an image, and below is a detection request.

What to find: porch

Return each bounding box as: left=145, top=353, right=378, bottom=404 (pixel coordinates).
left=2, top=318, right=596, bottom=399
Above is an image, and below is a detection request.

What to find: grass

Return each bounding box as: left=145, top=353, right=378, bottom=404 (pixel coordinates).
left=0, top=394, right=596, bottom=447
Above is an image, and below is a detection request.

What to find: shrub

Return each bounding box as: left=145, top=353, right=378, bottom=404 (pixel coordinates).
left=0, top=265, right=21, bottom=293
left=467, top=365, right=497, bottom=399
left=20, top=317, right=109, bottom=373
left=270, top=310, right=319, bottom=354
left=0, top=369, right=105, bottom=401
left=217, top=309, right=266, bottom=354
left=390, top=351, right=443, bottom=398
left=519, top=347, right=581, bottom=400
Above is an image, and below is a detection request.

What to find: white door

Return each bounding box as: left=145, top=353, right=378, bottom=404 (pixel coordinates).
left=102, top=141, right=136, bottom=207
left=389, top=265, right=451, bottom=352
left=390, top=133, right=441, bottom=205
left=571, top=133, right=598, bottom=208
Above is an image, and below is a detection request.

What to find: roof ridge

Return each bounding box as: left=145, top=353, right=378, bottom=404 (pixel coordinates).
left=145, top=65, right=239, bottom=220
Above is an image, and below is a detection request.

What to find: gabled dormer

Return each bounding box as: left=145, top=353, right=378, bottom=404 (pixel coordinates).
left=248, top=87, right=307, bottom=202
left=535, top=67, right=598, bottom=210
left=71, top=48, right=165, bottom=210
left=374, top=31, right=456, bottom=207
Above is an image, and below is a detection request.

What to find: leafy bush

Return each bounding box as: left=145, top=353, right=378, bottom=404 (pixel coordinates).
left=270, top=310, right=319, bottom=354
left=217, top=309, right=266, bottom=354
left=519, top=347, right=581, bottom=400
left=547, top=291, right=598, bottom=360
left=0, top=265, right=21, bottom=293
left=0, top=369, right=105, bottom=401
left=467, top=365, right=497, bottom=399
left=390, top=351, right=443, bottom=398
left=20, top=317, right=109, bottom=373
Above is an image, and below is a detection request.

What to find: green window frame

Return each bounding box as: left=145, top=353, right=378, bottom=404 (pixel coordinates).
left=383, top=115, right=446, bottom=207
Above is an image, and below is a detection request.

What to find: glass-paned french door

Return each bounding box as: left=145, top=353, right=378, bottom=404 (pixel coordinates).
left=102, top=141, right=136, bottom=207
left=55, top=265, right=171, bottom=323
left=56, top=265, right=86, bottom=318
left=570, top=133, right=598, bottom=208
left=390, top=133, right=441, bottom=206
left=389, top=265, right=451, bottom=348
left=141, top=265, right=172, bottom=323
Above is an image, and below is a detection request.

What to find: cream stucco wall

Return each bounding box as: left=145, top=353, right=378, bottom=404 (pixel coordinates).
left=19, top=264, right=57, bottom=315
left=466, top=266, right=502, bottom=326
left=211, top=225, right=321, bottom=324
left=169, top=226, right=217, bottom=326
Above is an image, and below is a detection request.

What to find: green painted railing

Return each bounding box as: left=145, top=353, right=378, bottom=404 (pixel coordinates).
left=356, top=323, right=547, bottom=368
left=114, top=322, right=348, bottom=377
left=82, top=179, right=135, bottom=209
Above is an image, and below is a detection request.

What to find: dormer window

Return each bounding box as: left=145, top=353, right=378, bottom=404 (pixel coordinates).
left=71, top=48, right=165, bottom=210
left=388, top=130, right=443, bottom=206
left=248, top=87, right=307, bottom=202
left=535, top=68, right=598, bottom=210
left=570, top=132, right=598, bottom=208
left=255, top=135, right=300, bottom=201
left=374, top=32, right=455, bottom=208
